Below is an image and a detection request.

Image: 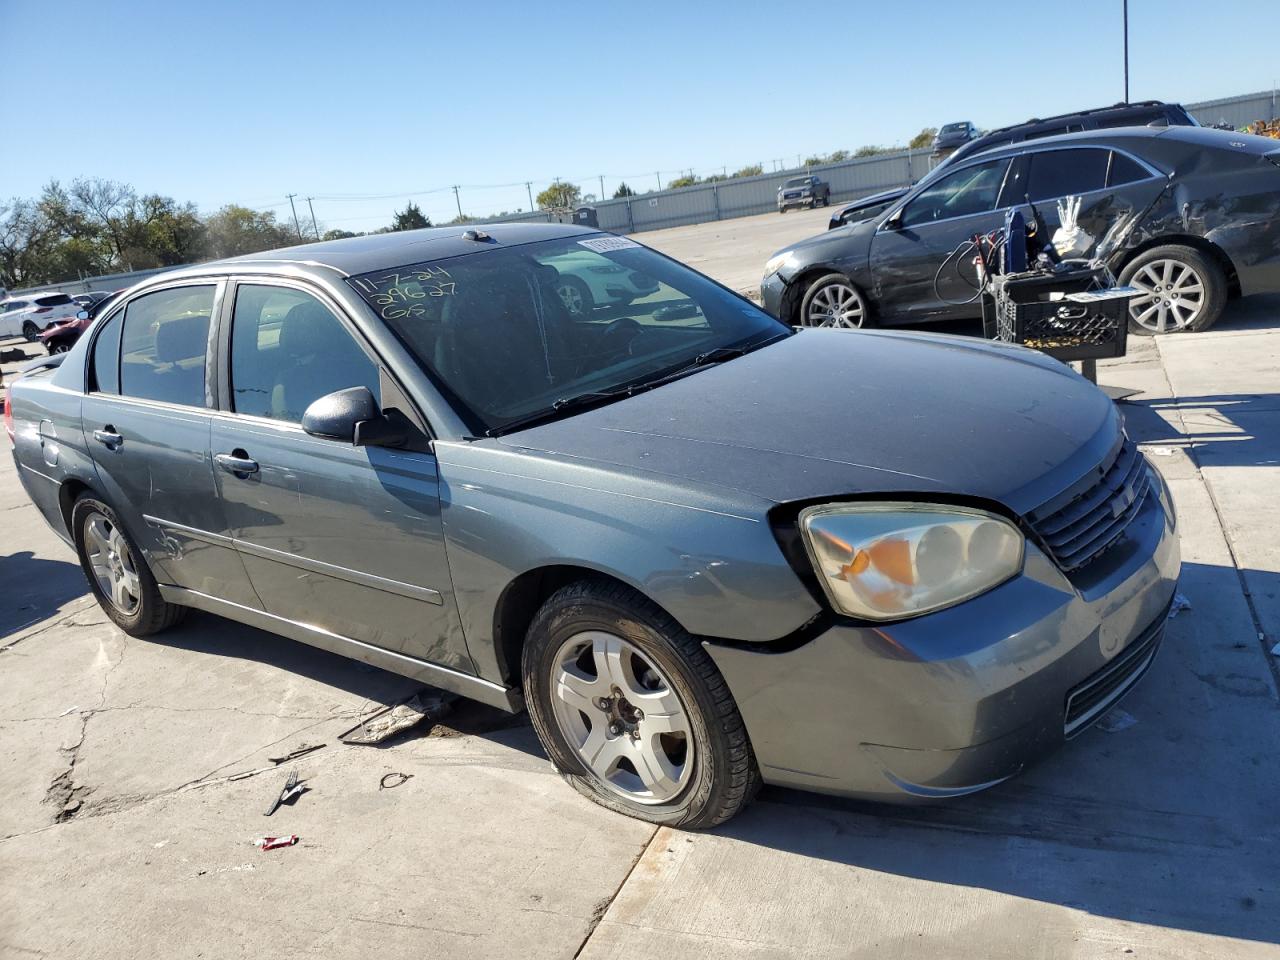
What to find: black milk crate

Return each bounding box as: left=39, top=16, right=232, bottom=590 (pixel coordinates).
left=987, top=268, right=1133, bottom=363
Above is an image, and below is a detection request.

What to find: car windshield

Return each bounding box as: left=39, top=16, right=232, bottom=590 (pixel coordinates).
left=783, top=178, right=809, bottom=188
left=940, top=122, right=969, bottom=134
left=348, top=235, right=789, bottom=435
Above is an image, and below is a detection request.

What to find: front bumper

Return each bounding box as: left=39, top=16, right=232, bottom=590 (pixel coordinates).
left=760, top=272, right=787, bottom=318
left=778, top=194, right=814, bottom=209
left=705, top=477, right=1180, bottom=802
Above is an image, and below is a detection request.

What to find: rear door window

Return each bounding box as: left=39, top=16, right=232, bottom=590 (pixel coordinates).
left=1024, top=149, right=1110, bottom=201
left=119, top=285, right=215, bottom=407
left=35, top=293, right=73, bottom=307
left=91, top=308, right=124, bottom=394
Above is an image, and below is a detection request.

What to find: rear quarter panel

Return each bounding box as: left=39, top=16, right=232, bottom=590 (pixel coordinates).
left=9, top=372, right=93, bottom=544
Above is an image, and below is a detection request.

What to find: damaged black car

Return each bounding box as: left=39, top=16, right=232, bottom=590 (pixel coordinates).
left=765, top=126, right=1280, bottom=334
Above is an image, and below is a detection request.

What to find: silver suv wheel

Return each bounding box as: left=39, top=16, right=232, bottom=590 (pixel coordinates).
left=1127, top=258, right=1205, bottom=333
left=550, top=630, right=694, bottom=804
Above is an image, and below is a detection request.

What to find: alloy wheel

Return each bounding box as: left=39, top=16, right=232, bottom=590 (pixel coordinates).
left=805, top=282, right=864, bottom=328
left=550, top=630, right=694, bottom=804
left=1127, top=258, right=1205, bottom=333
left=83, top=512, right=141, bottom=615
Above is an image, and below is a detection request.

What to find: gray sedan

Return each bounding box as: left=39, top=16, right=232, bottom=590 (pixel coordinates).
left=6, top=224, right=1179, bottom=827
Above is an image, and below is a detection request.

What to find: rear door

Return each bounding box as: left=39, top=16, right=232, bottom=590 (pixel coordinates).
left=868, top=156, right=1017, bottom=320
left=81, top=281, right=260, bottom=608
left=210, top=279, right=471, bottom=673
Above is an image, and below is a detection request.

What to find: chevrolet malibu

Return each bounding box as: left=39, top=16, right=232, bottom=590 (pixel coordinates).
left=5, top=224, right=1179, bottom=827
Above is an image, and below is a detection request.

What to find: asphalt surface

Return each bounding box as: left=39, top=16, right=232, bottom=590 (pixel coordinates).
left=2, top=252, right=1278, bottom=958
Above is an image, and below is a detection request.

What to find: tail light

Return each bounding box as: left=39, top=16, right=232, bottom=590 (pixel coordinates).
left=34, top=306, right=52, bottom=313
left=3, top=384, right=14, bottom=445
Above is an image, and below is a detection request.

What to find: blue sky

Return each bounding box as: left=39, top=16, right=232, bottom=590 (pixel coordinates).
left=4, top=0, right=1275, bottom=233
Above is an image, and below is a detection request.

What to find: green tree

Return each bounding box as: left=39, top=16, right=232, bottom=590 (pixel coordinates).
left=854, top=144, right=893, bottom=158
left=826, top=149, right=849, bottom=163
left=732, top=164, right=763, bottom=178
left=0, top=199, right=59, bottom=288
left=908, top=127, right=938, bottom=149
left=667, top=174, right=698, bottom=189
left=536, top=181, right=582, bottom=210
left=447, top=213, right=474, bottom=225
left=390, top=201, right=431, bottom=231
left=322, top=229, right=360, bottom=241
left=204, top=205, right=296, bottom=260
left=612, top=182, right=636, bottom=198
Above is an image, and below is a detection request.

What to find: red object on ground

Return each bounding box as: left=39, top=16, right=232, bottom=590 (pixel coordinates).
left=255, top=835, right=299, bottom=851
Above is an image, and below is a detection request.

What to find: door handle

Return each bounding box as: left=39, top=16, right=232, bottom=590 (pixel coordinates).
left=215, top=451, right=260, bottom=478
left=93, top=426, right=123, bottom=449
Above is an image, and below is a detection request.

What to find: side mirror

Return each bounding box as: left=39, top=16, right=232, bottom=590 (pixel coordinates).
left=882, top=211, right=903, bottom=230
left=76, top=310, right=89, bottom=320
left=301, top=386, right=407, bottom=447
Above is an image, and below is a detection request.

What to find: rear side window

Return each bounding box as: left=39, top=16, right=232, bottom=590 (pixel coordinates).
left=35, top=293, right=73, bottom=306
left=1107, top=152, right=1151, bottom=186
left=229, top=284, right=379, bottom=423
left=91, top=308, right=124, bottom=394
left=1024, top=149, right=1110, bottom=201
left=120, top=285, right=215, bottom=407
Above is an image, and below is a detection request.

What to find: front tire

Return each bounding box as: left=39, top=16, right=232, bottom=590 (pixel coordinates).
left=1119, top=245, right=1226, bottom=335
left=554, top=275, right=594, bottom=319
left=22, top=321, right=40, bottom=342
left=522, top=580, right=760, bottom=828
left=72, top=495, right=186, bottom=636
left=799, top=273, right=871, bottom=328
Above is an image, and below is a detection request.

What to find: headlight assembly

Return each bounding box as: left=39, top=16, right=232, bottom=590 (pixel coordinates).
left=799, top=502, right=1024, bottom=621
left=763, top=252, right=794, bottom=277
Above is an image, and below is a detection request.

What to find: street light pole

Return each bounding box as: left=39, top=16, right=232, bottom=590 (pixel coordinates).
left=285, top=193, right=303, bottom=239
left=1123, top=0, right=1130, bottom=103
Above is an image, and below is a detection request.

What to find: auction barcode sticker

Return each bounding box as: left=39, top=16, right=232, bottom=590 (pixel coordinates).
left=578, top=236, right=641, bottom=253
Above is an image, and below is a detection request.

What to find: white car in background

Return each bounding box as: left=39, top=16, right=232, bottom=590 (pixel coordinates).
left=544, top=250, right=660, bottom=318
left=0, top=292, right=85, bottom=342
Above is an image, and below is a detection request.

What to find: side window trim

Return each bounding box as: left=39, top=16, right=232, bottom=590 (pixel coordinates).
left=114, top=279, right=221, bottom=411
left=88, top=304, right=125, bottom=395
left=889, top=156, right=1014, bottom=230
left=219, top=277, right=434, bottom=441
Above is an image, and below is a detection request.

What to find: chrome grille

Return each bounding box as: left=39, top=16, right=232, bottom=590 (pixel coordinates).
left=1028, top=436, right=1150, bottom=572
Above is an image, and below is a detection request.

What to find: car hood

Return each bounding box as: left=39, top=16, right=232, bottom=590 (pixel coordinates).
left=839, top=186, right=909, bottom=213
left=497, top=329, right=1119, bottom=517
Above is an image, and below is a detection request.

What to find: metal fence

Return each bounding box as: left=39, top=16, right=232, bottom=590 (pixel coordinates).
left=10, top=88, right=1278, bottom=298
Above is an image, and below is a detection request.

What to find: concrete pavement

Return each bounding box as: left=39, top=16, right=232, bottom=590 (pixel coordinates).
left=2, top=292, right=1278, bottom=958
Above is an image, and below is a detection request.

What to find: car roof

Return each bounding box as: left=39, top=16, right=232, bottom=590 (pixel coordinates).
left=963, top=124, right=1278, bottom=160
left=197, top=222, right=600, bottom=279
left=984, top=100, right=1181, bottom=137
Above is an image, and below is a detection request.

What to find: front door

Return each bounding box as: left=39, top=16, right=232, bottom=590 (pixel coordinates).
left=81, top=282, right=261, bottom=608
left=210, top=281, right=471, bottom=672
left=869, top=156, right=1015, bottom=321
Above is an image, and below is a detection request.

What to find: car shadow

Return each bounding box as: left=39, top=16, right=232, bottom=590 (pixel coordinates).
left=1119, top=389, right=1280, bottom=469
left=709, top=558, right=1280, bottom=946
left=0, top=551, right=89, bottom=640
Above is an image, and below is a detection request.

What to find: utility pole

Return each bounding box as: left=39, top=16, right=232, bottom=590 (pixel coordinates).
left=452, top=185, right=463, bottom=220
left=526, top=181, right=534, bottom=212
left=304, top=197, right=321, bottom=239
left=285, top=193, right=303, bottom=239
left=1122, top=0, right=1129, bottom=103
left=599, top=174, right=605, bottom=202
left=655, top=171, right=662, bottom=191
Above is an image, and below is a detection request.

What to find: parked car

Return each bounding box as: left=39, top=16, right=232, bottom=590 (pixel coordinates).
left=39, top=290, right=123, bottom=354
left=6, top=224, right=1180, bottom=826
left=0, top=292, right=85, bottom=342
left=777, top=175, right=830, bottom=212
left=932, top=121, right=979, bottom=155
left=71, top=291, right=114, bottom=310
left=828, top=100, right=1200, bottom=230
left=768, top=126, right=1280, bottom=334
left=541, top=249, right=659, bottom=318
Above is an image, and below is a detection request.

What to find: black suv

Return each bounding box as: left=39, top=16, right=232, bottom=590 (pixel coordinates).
left=829, top=101, right=1198, bottom=229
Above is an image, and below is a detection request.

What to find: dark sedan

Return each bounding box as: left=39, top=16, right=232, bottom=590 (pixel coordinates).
left=765, top=126, right=1280, bottom=334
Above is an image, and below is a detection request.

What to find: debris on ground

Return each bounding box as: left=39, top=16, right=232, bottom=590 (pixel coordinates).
left=338, top=690, right=455, bottom=745
left=1145, top=445, right=1177, bottom=457
left=1097, top=708, right=1138, bottom=733
left=1167, top=593, right=1192, bottom=620
left=57, top=706, right=79, bottom=717
left=379, top=771, right=413, bottom=790
left=267, top=743, right=325, bottom=765
left=254, top=835, right=299, bottom=851
left=264, top=769, right=305, bottom=817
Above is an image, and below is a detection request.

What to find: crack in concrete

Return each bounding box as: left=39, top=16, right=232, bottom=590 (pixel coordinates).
left=572, top=825, right=660, bottom=959
left=1, top=601, right=102, bottom=654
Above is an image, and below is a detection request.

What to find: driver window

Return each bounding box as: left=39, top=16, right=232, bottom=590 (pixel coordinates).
left=899, top=158, right=1011, bottom=228
left=229, top=285, right=380, bottom=423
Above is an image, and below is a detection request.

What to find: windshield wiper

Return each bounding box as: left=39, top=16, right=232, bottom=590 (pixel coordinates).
left=485, top=389, right=632, bottom=437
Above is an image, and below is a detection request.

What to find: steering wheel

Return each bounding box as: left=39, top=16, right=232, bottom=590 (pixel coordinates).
left=599, top=317, right=642, bottom=357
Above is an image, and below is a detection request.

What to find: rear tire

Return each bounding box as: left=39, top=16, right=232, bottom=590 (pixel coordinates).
left=22, top=321, right=39, bottom=342
left=1119, top=245, right=1226, bottom=335
left=522, top=580, right=760, bottom=828
left=71, top=495, right=187, bottom=636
